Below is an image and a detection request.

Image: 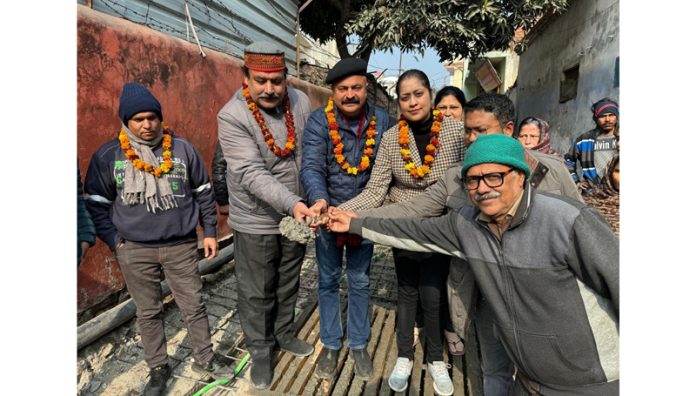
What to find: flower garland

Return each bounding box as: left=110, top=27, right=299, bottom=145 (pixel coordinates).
left=242, top=83, right=296, bottom=157
left=118, top=125, right=173, bottom=177
left=325, top=97, right=377, bottom=175
left=398, top=110, right=444, bottom=179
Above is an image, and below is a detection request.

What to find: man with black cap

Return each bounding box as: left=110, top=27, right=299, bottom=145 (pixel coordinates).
left=85, top=82, right=232, bottom=395
left=329, top=134, right=619, bottom=396
left=216, top=41, right=315, bottom=388
left=300, top=58, right=390, bottom=380
left=565, top=97, right=619, bottom=194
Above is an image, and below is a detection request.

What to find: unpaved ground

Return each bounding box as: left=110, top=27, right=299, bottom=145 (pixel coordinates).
left=77, top=242, right=397, bottom=395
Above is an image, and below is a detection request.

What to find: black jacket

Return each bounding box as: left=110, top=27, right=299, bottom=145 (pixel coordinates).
left=211, top=141, right=229, bottom=205
left=85, top=133, right=217, bottom=251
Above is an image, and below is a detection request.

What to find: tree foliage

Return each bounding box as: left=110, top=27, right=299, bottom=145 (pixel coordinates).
left=300, top=0, right=568, bottom=63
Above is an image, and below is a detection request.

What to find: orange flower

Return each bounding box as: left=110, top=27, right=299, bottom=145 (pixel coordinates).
left=325, top=96, right=377, bottom=175
left=119, top=127, right=175, bottom=178
left=242, top=82, right=296, bottom=158
left=398, top=109, right=443, bottom=179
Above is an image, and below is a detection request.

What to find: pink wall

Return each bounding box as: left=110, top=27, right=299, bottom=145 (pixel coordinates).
left=77, top=5, right=330, bottom=312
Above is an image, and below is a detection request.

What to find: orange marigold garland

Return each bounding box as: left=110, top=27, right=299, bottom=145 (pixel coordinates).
left=118, top=125, right=173, bottom=177
left=242, top=83, right=296, bottom=157
left=325, top=97, right=377, bottom=175
left=398, top=110, right=444, bottom=179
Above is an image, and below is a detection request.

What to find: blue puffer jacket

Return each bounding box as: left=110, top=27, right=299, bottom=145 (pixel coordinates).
left=301, top=102, right=391, bottom=206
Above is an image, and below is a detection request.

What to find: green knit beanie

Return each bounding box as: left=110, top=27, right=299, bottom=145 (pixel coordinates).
left=461, top=134, right=530, bottom=179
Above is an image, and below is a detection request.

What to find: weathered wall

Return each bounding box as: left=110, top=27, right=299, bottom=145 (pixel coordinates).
left=77, top=5, right=330, bottom=313
left=511, top=0, right=619, bottom=153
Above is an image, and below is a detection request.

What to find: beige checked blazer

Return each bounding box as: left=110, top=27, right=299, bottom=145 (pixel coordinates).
left=339, top=116, right=465, bottom=211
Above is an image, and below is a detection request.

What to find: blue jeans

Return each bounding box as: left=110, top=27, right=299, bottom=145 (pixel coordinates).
left=477, top=299, right=514, bottom=396
left=316, top=229, right=373, bottom=350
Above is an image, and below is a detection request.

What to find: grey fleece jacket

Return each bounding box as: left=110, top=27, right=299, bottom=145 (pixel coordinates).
left=350, top=187, right=619, bottom=395
left=358, top=148, right=583, bottom=338
left=217, top=87, right=312, bottom=234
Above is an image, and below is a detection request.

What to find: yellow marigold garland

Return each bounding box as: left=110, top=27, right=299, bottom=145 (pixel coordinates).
left=118, top=125, right=173, bottom=178
left=398, top=110, right=444, bottom=179
left=325, top=97, right=377, bottom=175
left=242, top=83, right=296, bottom=158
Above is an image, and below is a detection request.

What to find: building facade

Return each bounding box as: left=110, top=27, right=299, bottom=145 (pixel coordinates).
left=509, top=0, right=620, bottom=153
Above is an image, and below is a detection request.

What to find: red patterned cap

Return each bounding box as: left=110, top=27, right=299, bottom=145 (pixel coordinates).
left=244, top=42, right=286, bottom=72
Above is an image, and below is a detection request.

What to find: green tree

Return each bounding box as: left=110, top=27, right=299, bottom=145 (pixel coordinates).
left=300, top=0, right=568, bottom=63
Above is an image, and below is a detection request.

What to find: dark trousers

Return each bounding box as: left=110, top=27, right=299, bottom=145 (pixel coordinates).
left=233, top=230, right=305, bottom=358
left=392, top=248, right=450, bottom=363
left=116, top=240, right=213, bottom=368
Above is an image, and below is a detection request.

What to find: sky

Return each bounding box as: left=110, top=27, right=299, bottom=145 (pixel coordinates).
left=368, top=47, right=451, bottom=90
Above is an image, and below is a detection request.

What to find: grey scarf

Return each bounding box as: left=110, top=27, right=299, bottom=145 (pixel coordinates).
left=121, top=124, right=178, bottom=213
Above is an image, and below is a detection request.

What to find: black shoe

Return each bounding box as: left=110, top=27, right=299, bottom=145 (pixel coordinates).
left=143, top=364, right=171, bottom=396
left=315, top=347, right=339, bottom=379
left=350, top=348, right=373, bottom=380
left=192, top=353, right=234, bottom=380
left=277, top=336, right=314, bottom=357
left=250, top=354, right=273, bottom=389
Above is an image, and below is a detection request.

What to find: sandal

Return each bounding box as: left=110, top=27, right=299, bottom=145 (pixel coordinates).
left=445, top=330, right=464, bottom=356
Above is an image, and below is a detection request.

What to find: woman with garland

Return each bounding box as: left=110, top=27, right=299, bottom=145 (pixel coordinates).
left=338, top=69, right=464, bottom=396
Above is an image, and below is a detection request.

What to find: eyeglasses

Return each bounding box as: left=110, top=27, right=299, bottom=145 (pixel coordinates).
left=517, top=134, right=540, bottom=140
left=464, top=168, right=516, bottom=190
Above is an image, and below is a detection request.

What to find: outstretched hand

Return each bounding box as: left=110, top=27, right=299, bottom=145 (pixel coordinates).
left=293, top=201, right=313, bottom=223
left=327, top=208, right=356, bottom=233
left=307, top=199, right=329, bottom=229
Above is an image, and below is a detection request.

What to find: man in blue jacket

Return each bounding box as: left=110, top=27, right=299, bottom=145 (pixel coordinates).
left=300, top=58, right=391, bottom=380
left=85, top=83, right=232, bottom=396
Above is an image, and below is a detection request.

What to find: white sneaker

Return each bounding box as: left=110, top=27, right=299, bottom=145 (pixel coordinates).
left=428, top=361, right=453, bottom=396
left=388, top=357, right=413, bottom=392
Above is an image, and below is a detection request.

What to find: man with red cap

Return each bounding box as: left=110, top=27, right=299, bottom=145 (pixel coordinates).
left=565, top=98, right=619, bottom=195
left=85, top=82, right=232, bottom=395
left=216, top=41, right=315, bottom=389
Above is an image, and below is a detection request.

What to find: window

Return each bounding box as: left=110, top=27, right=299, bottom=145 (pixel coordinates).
left=559, top=64, right=579, bottom=103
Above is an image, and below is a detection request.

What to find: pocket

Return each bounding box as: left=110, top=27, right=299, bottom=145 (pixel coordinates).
left=516, top=330, right=595, bottom=386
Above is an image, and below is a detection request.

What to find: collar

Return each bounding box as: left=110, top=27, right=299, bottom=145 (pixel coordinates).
left=336, top=102, right=372, bottom=134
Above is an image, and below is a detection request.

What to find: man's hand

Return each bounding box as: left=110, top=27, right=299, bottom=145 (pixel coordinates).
left=307, top=199, right=329, bottom=229
left=578, top=180, right=593, bottom=192
left=293, top=201, right=313, bottom=223
left=203, top=237, right=218, bottom=259
left=79, top=241, right=91, bottom=265
left=328, top=209, right=355, bottom=233
left=309, top=199, right=328, bottom=217
left=218, top=204, right=229, bottom=215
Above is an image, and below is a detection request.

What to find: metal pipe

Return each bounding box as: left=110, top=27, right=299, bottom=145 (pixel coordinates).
left=295, top=0, right=314, bottom=76
left=77, top=243, right=235, bottom=350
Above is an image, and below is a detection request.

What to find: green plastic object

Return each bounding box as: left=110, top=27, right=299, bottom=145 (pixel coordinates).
left=192, top=353, right=251, bottom=396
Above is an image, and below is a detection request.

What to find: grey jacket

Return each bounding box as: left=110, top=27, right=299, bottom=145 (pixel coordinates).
left=217, top=87, right=312, bottom=234
left=351, top=187, right=619, bottom=395
left=358, top=148, right=583, bottom=338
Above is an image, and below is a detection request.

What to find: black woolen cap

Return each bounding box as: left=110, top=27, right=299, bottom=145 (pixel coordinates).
left=119, top=82, right=163, bottom=125
left=325, top=58, right=368, bottom=84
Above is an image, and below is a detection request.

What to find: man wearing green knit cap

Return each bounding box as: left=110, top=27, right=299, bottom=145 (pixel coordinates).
left=328, top=134, right=620, bottom=395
